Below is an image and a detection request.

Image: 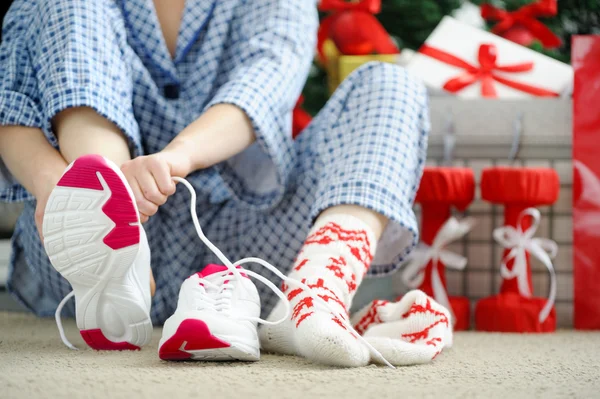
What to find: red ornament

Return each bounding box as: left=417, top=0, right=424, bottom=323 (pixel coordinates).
left=480, top=0, right=562, bottom=49
left=317, top=0, right=399, bottom=63
left=502, top=25, right=536, bottom=47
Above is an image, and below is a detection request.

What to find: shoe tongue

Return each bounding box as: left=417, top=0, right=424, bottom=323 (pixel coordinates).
left=196, top=264, right=249, bottom=281
left=199, top=264, right=229, bottom=277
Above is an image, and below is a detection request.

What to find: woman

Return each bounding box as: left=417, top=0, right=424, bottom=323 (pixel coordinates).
left=0, top=0, right=435, bottom=367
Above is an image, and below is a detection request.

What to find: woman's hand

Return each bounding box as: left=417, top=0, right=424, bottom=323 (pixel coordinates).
left=121, top=149, right=191, bottom=223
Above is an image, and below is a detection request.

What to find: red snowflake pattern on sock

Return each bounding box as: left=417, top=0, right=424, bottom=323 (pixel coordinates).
left=304, top=222, right=373, bottom=273
left=401, top=298, right=449, bottom=344
left=287, top=287, right=303, bottom=301
left=306, top=278, right=338, bottom=298
left=317, top=293, right=346, bottom=312
left=331, top=315, right=347, bottom=330
left=325, top=256, right=347, bottom=279
left=353, top=299, right=390, bottom=335
left=426, top=337, right=442, bottom=347
left=292, top=297, right=314, bottom=321
left=288, top=278, right=348, bottom=328
left=296, top=312, right=313, bottom=327
left=332, top=315, right=358, bottom=339
left=346, top=275, right=357, bottom=294
left=294, top=258, right=310, bottom=271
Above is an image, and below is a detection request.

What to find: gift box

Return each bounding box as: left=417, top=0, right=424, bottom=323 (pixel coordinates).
left=405, top=16, right=573, bottom=98
left=572, top=35, right=600, bottom=330
left=323, top=40, right=413, bottom=94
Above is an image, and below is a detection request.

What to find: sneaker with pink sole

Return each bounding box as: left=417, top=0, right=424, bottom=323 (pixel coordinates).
left=44, top=154, right=152, bottom=350
left=158, top=264, right=261, bottom=361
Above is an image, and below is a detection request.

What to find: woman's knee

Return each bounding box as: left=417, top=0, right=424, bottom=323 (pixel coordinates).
left=345, top=61, right=428, bottom=106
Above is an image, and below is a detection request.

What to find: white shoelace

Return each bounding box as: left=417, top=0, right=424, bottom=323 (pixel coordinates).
left=56, top=291, right=76, bottom=350
left=194, top=274, right=236, bottom=312
left=54, top=177, right=395, bottom=368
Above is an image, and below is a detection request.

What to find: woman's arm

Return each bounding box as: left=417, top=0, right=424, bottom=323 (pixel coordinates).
left=0, top=126, right=67, bottom=198
left=162, top=104, right=255, bottom=171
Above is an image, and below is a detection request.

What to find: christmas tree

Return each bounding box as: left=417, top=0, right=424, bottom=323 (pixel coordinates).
left=466, top=0, right=600, bottom=63
left=377, top=0, right=463, bottom=50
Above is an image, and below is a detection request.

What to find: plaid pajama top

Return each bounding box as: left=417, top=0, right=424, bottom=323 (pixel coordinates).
left=0, top=0, right=429, bottom=322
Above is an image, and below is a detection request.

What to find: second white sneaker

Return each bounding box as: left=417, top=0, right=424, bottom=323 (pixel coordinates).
left=158, top=264, right=261, bottom=361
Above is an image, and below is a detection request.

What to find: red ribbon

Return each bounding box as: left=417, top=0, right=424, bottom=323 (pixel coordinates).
left=419, top=43, right=559, bottom=98
left=319, top=0, right=380, bottom=13
left=481, top=0, right=561, bottom=49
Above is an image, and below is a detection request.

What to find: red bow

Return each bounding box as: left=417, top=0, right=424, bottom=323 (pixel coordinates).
left=419, top=43, right=559, bottom=98
left=481, top=0, right=561, bottom=49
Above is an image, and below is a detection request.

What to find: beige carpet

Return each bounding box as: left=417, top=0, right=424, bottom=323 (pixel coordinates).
left=1, top=311, right=599, bottom=399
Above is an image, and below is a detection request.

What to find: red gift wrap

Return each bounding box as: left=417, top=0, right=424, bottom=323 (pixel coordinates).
left=414, top=167, right=475, bottom=331
left=475, top=167, right=560, bottom=332
left=573, top=35, right=600, bottom=330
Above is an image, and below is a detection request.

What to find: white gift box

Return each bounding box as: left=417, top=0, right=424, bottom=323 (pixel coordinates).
left=405, top=16, right=573, bottom=99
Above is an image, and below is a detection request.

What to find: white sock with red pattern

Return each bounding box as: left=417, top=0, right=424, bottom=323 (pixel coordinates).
left=350, top=290, right=453, bottom=366
left=259, top=214, right=376, bottom=367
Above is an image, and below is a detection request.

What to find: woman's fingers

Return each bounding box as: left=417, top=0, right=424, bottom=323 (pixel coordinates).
left=136, top=167, right=168, bottom=207
left=127, top=175, right=158, bottom=218
left=121, top=155, right=178, bottom=222
left=148, top=157, right=176, bottom=196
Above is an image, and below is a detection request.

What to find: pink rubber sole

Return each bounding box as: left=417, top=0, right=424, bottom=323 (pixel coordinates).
left=55, top=154, right=144, bottom=350
left=159, top=319, right=231, bottom=360
left=81, top=329, right=141, bottom=351
left=57, top=154, right=139, bottom=250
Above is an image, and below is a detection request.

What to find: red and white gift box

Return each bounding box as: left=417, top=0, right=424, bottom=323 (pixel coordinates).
left=405, top=16, right=573, bottom=99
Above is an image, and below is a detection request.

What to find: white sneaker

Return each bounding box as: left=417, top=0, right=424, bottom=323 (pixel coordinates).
left=158, top=264, right=261, bottom=361
left=43, top=154, right=152, bottom=350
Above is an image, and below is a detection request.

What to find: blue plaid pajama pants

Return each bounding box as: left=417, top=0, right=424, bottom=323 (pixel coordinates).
left=3, top=1, right=429, bottom=324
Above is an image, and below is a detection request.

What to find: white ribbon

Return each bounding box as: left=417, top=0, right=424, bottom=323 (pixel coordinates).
left=402, top=217, right=475, bottom=317
left=493, top=208, right=558, bottom=323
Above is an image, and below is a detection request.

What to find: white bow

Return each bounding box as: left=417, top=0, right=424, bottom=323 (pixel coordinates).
left=493, top=208, right=558, bottom=323
left=402, top=217, right=475, bottom=316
